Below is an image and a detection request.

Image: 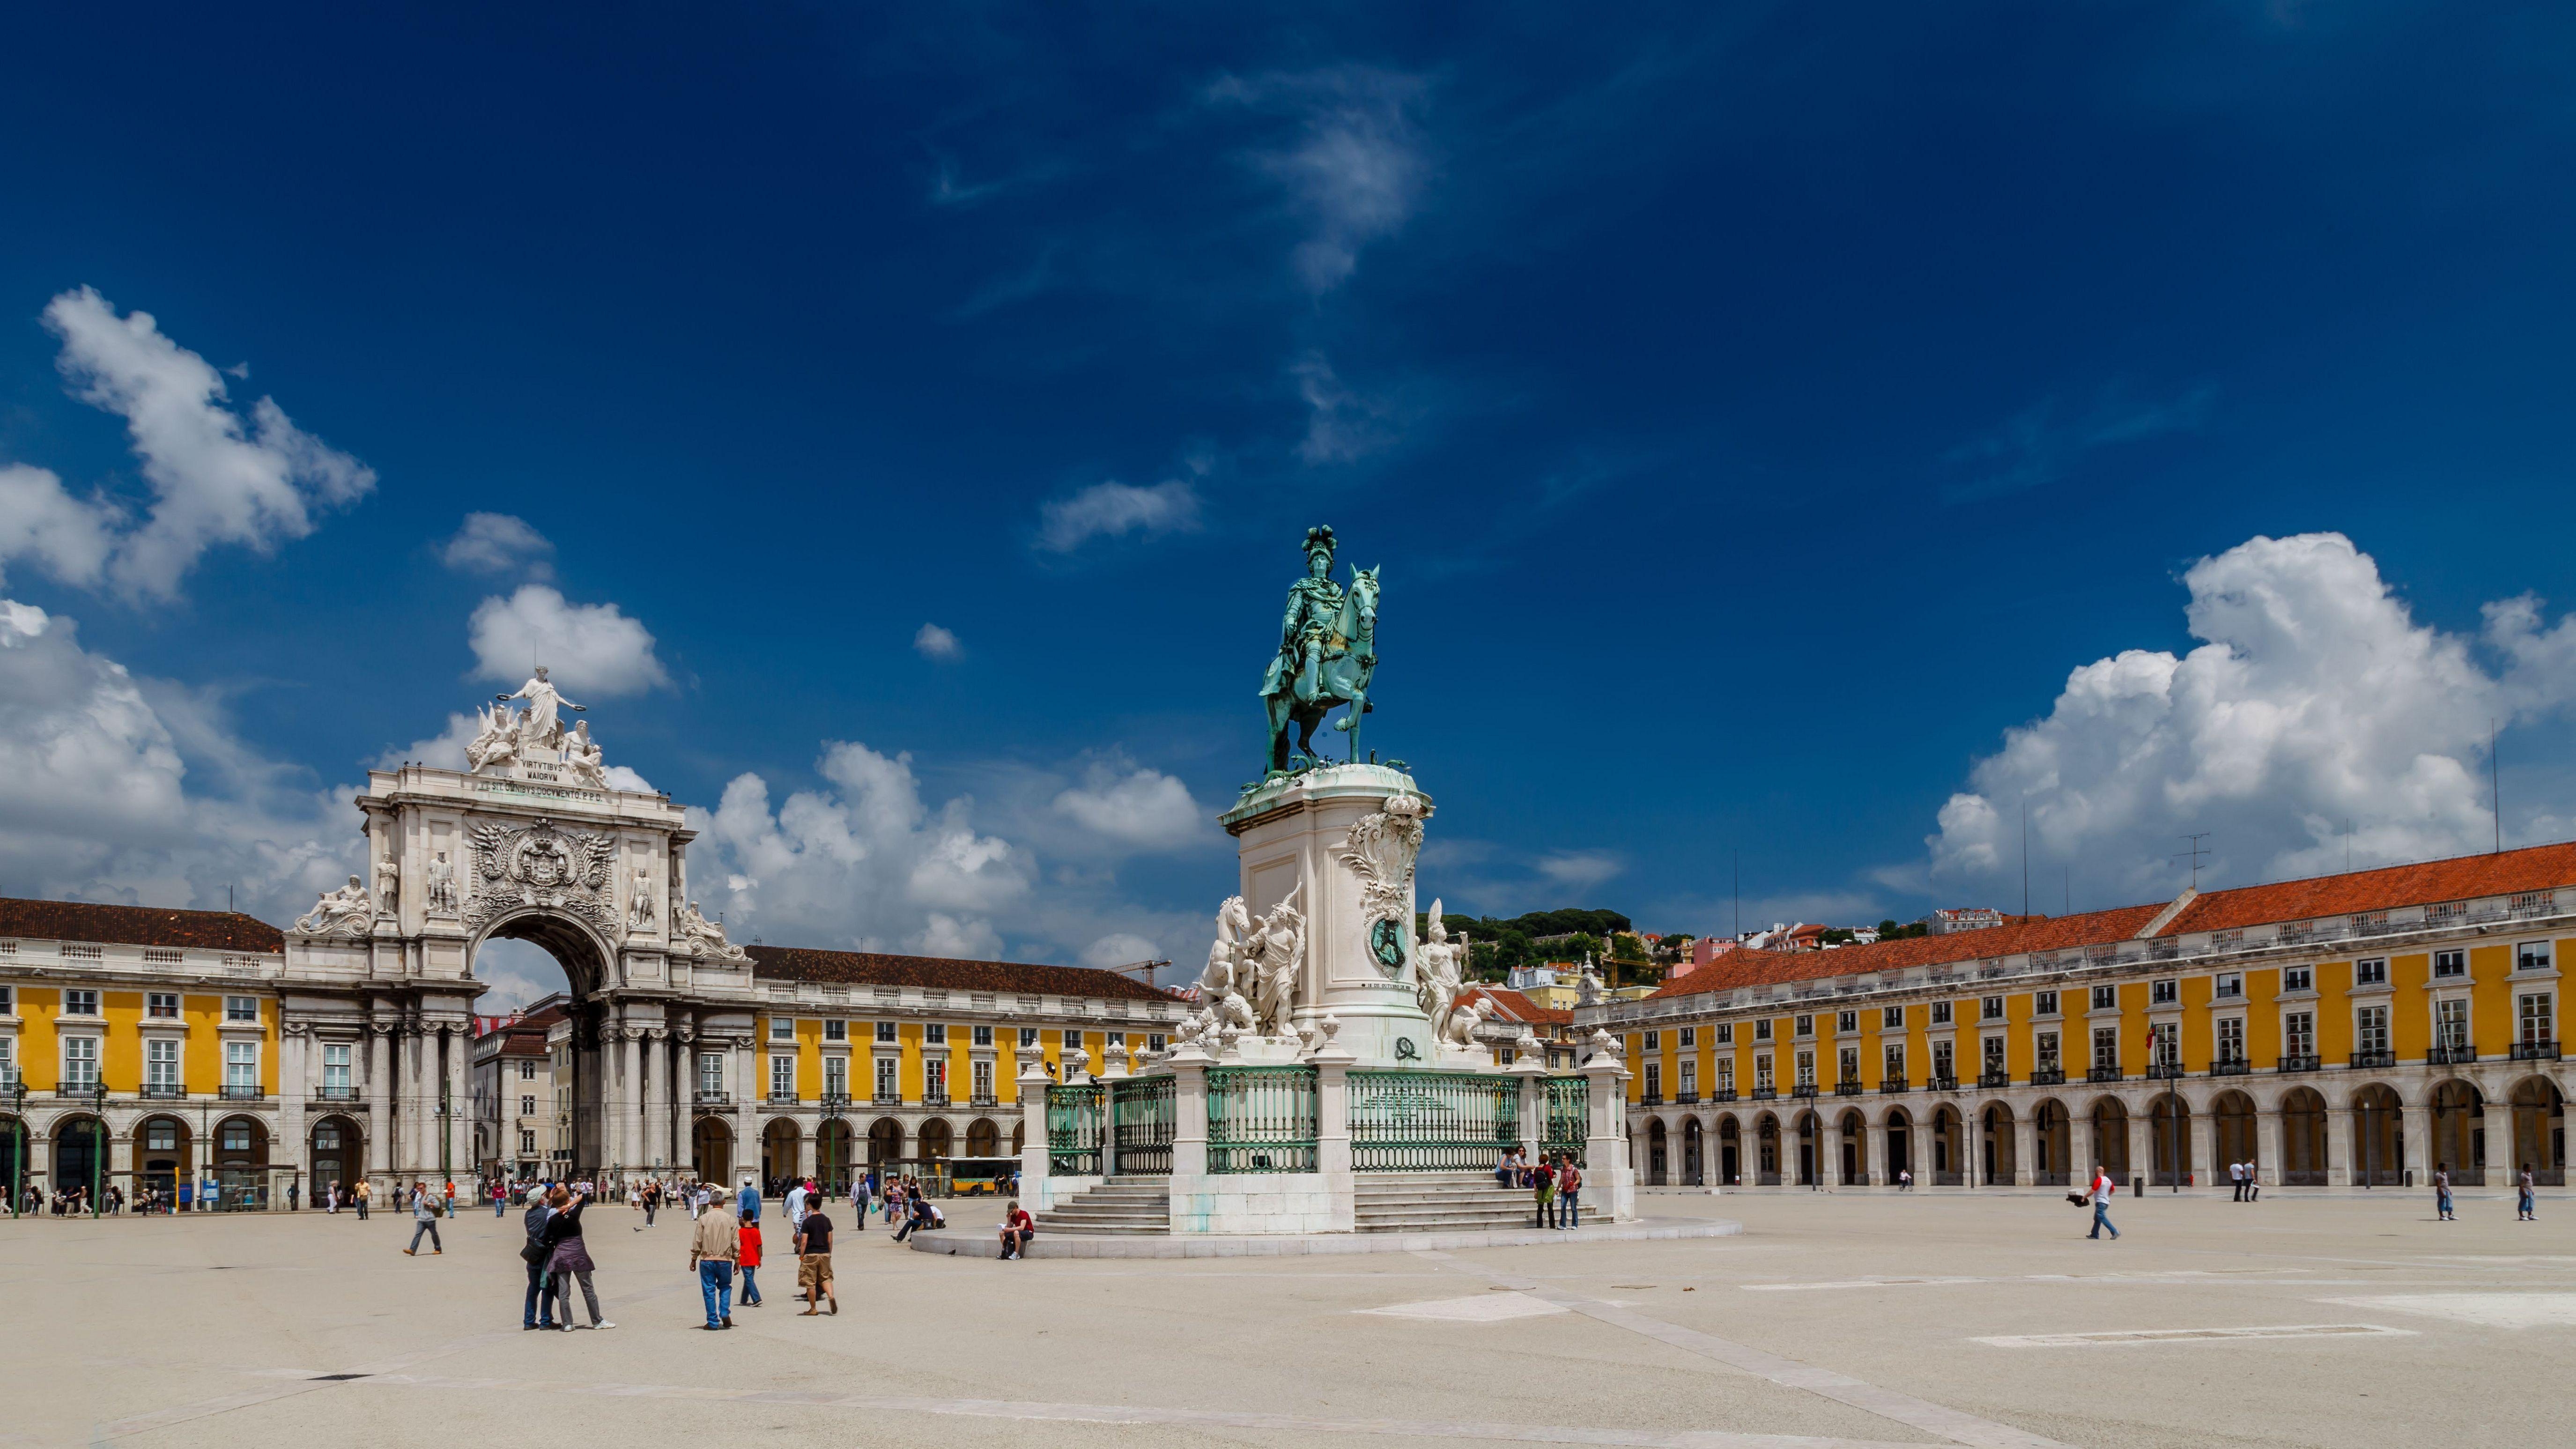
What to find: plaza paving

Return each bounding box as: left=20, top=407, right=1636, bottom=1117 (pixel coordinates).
left=2, top=1186, right=2568, bottom=1449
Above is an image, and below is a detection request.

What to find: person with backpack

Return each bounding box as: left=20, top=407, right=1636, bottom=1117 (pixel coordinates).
left=1555, top=1155, right=1584, bottom=1229
left=1529, top=1155, right=1556, bottom=1228
left=404, top=1181, right=443, bottom=1255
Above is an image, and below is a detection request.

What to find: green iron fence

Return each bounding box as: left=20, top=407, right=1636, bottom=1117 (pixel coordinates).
left=1047, top=1083, right=1103, bottom=1175
left=1207, top=1065, right=1319, bottom=1174
left=1109, top=1074, right=1176, bottom=1176
left=1347, top=1070, right=1519, bottom=1172
left=1543, top=1075, right=1589, bottom=1168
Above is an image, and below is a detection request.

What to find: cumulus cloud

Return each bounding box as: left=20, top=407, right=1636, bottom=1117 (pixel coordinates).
left=914, top=622, right=962, bottom=660
left=1081, top=932, right=1159, bottom=969
left=441, top=512, right=555, bottom=579
left=692, top=740, right=1031, bottom=955
left=1051, top=764, right=1205, bottom=850
left=0, top=464, right=118, bottom=590
left=1035, top=479, right=1201, bottom=553
left=0, top=597, right=355, bottom=917
left=467, top=584, right=670, bottom=696
left=1211, top=66, right=1434, bottom=294
left=42, top=287, right=374, bottom=600
left=1926, top=532, right=2576, bottom=900
left=1534, top=850, right=1626, bottom=889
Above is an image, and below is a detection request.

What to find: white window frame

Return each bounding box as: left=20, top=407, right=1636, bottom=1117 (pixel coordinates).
left=146, top=1037, right=181, bottom=1092
left=223, top=995, right=259, bottom=1023
left=2517, top=941, right=2553, bottom=972
left=770, top=1017, right=795, bottom=1041
left=62, top=1034, right=100, bottom=1089
left=63, top=989, right=100, bottom=1018
left=2348, top=1006, right=2380, bottom=1055
left=147, top=991, right=180, bottom=1020
left=823, top=1055, right=848, bottom=1100
left=225, top=1040, right=258, bottom=1089
left=2355, top=958, right=2388, bottom=987
left=769, top=1054, right=795, bottom=1099
left=2520, top=992, right=2554, bottom=1044
left=972, top=1057, right=995, bottom=1099
left=874, top=1055, right=899, bottom=1101
left=326, top=1043, right=353, bottom=1094
left=2091, top=1026, right=2119, bottom=1070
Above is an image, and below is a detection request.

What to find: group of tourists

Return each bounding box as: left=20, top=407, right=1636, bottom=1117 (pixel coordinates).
left=2226, top=1161, right=2263, bottom=1201
left=677, top=1175, right=841, bottom=1327
left=17, top=1181, right=226, bottom=1215
left=521, top=1181, right=613, bottom=1330
left=1494, top=1148, right=1586, bottom=1229
left=2431, top=1161, right=2542, bottom=1221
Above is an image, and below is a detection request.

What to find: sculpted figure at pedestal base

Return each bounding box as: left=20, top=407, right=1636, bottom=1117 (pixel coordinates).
left=672, top=899, right=749, bottom=962
left=1414, top=898, right=1465, bottom=1043
left=564, top=720, right=608, bottom=788
left=294, top=876, right=375, bottom=937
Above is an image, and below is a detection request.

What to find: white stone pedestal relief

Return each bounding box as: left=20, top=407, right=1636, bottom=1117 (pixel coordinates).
left=1219, top=763, right=1434, bottom=1068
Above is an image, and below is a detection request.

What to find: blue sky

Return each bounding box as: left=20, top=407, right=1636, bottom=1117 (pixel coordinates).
left=3, top=4, right=2574, bottom=1002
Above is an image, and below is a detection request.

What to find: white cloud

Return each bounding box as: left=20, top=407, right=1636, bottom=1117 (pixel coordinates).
left=1211, top=67, right=1434, bottom=294
left=43, top=287, right=374, bottom=600
left=1926, top=532, right=2576, bottom=900
left=693, top=740, right=1031, bottom=955
left=1081, top=932, right=1158, bottom=969
left=467, top=584, right=670, bottom=696
left=0, top=596, right=355, bottom=918
left=1051, top=764, right=1205, bottom=850
left=1036, top=479, right=1201, bottom=553
left=1534, top=850, right=1626, bottom=889
left=1292, top=353, right=1400, bottom=465
left=0, top=464, right=118, bottom=591
left=914, top=622, right=962, bottom=660
left=441, top=512, right=555, bottom=579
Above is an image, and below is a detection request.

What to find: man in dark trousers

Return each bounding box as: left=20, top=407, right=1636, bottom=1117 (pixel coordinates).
left=521, top=1192, right=559, bottom=1330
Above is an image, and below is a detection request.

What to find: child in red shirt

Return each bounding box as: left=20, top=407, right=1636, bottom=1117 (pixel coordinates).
left=738, top=1218, right=765, bottom=1306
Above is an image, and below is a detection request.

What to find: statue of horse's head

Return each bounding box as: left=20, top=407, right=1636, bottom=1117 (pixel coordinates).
left=1346, top=566, right=1380, bottom=634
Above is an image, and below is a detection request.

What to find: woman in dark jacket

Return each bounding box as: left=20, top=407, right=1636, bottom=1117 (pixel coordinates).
left=542, top=1186, right=614, bottom=1330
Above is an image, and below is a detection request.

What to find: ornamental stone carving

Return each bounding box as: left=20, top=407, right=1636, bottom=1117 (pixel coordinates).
left=293, top=876, right=375, bottom=937
left=374, top=857, right=400, bottom=912
left=1332, top=792, right=1423, bottom=979
left=464, top=817, right=617, bottom=933
left=671, top=899, right=750, bottom=962
left=627, top=865, right=656, bottom=931
left=424, top=850, right=460, bottom=915
left=1414, top=898, right=1466, bottom=1043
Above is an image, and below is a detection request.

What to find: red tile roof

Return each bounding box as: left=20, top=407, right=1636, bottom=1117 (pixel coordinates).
left=1648, top=902, right=2170, bottom=999
left=746, top=944, right=1179, bottom=1002
left=0, top=898, right=283, bottom=953
left=2156, top=842, right=2576, bottom=936
left=1458, top=986, right=1572, bottom=1025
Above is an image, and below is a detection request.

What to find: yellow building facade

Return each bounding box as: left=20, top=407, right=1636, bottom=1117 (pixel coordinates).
left=1597, top=844, right=2572, bottom=1190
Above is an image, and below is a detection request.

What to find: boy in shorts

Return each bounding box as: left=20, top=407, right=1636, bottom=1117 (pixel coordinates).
left=794, top=1203, right=837, bottom=1315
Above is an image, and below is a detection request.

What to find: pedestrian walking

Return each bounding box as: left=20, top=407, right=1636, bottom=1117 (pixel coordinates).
left=2518, top=1164, right=2537, bottom=1221
left=786, top=1177, right=808, bottom=1232
left=2086, top=1164, right=2119, bottom=1240
left=1555, top=1155, right=1584, bottom=1230
left=493, top=1179, right=508, bottom=1218
left=2245, top=1164, right=2259, bottom=1202
left=543, top=1186, right=613, bottom=1329
left=739, top=1215, right=766, bottom=1306
left=2229, top=1161, right=2245, bottom=1202
left=738, top=1175, right=760, bottom=1224
left=404, top=1181, right=444, bottom=1256
left=2435, top=1164, right=2457, bottom=1220
left=794, top=1198, right=837, bottom=1315
left=355, top=1178, right=371, bottom=1220
left=689, top=1194, right=740, bottom=1330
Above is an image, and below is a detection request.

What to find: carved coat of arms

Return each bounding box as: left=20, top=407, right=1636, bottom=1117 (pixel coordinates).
left=1334, top=793, right=1424, bottom=979
left=464, top=817, right=617, bottom=932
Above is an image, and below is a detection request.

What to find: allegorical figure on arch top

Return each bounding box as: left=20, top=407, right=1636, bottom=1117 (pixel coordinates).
left=496, top=665, right=584, bottom=750
left=1258, top=525, right=1382, bottom=776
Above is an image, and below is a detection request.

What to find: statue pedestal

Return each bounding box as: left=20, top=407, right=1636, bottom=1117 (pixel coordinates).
left=1218, top=1034, right=1305, bottom=1065
left=1221, top=763, right=1433, bottom=1069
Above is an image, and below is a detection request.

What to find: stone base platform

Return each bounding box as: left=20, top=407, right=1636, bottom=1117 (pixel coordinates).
left=904, top=1215, right=1741, bottom=1259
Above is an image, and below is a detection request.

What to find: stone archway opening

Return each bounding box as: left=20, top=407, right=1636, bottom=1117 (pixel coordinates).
left=2280, top=1087, right=2328, bottom=1185
left=2148, top=1094, right=2193, bottom=1187
left=1646, top=1118, right=1668, bottom=1185
left=1717, top=1116, right=1741, bottom=1186
left=310, top=1115, right=362, bottom=1201
left=52, top=1116, right=106, bottom=1198
left=2088, top=1098, right=2130, bottom=1181
left=1681, top=1116, right=1704, bottom=1186
left=2211, top=1090, right=2258, bottom=1178
left=474, top=909, right=618, bottom=1178
left=2032, top=1099, right=2070, bottom=1186
left=2429, top=1079, right=2483, bottom=1185
left=137, top=1116, right=192, bottom=1205
left=1836, top=1109, right=1865, bottom=1185
left=867, top=1117, right=903, bottom=1166
left=692, top=1116, right=733, bottom=1183
left=1979, top=1103, right=2016, bottom=1186
left=2352, top=1083, right=2405, bottom=1185
left=2509, top=1077, right=2565, bottom=1185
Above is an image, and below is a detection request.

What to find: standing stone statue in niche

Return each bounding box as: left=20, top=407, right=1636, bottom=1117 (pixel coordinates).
left=374, top=856, right=400, bottom=912
left=628, top=865, right=656, bottom=930
left=1259, top=525, right=1383, bottom=776
left=424, top=851, right=460, bottom=915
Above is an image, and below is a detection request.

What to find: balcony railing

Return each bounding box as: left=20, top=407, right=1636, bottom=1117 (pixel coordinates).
left=2145, top=1062, right=2184, bottom=1081
left=1639, top=1092, right=1664, bottom=1107
left=56, top=1084, right=102, bottom=1098
left=1673, top=1091, right=1699, bottom=1105
left=2274, top=1054, right=2320, bottom=1072
left=694, top=1089, right=732, bottom=1107
left=138, top=1084, right=186, bottom=1099
left=1879, top=1077, right=1910, bottom=1094
left=1835, top=1080, right=1865, bottom=1096
left=767, top=1090, right=799, bottom=1105
left=1751, top=1086, right=1777, bottom=1101
left=819, top=1093, right=853, bottom=1112
left=2087, top=1066, right=2124, bottom=1083
left=2029, top=1066, right=2065, bottom=1086
left=971, top=1092, right=999, bottom=1107
left=2348, top=1048, right=2395, bottom=1070
left=2426, top=1044, right=2478, bottom=1066
left=219, top=1083, right=266, bottom=1100
left=312, top=1084, right=359, bottom=1101
left=873, top=1091, right=902, bottom=1106
left=1711, top=1088, right=1739, bottom=1103
left=1925, top=1074, right=1960, bottom=1093
left=2510, top=1040, right=2562, bottom=1062
left=1977, top=1070, right=2009, bottom=1089
left=2209, top=1058, right=2251, bottom=1076
left=1790, top=1082, right=1819, bottom=1099
left=923, top=1091, right=951, bottom=1108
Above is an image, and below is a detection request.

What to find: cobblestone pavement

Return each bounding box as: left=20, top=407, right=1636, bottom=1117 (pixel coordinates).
left=2, top=1186, right=2566, bottom=1449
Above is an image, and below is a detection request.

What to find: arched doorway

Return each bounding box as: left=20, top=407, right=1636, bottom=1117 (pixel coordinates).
left=815, top=1119, right=854, bottom=1195
left=1010, top=1121, right=1025, bottom=1157
left=137, top=1116, right=191, bottom=1205
left=967, top=1118, right=1000, bottom=1158
left=918, top=1117, right=954, bottom=1161
left=1646, top=1119, right=1668, bottom=1185
left=1681, top=1117, right=1704, bottom=1185
left=2509, top=1077, right=2565, bottom=1184
left=1755, top=1114, right=1780, bottom=1185
left=2351, top=1083, right=2404, bottom=1185
left=867, top=1117, right=903, bottom=1166
left=310, top=1116, right=360, bottom=1200
left=0, top=1116, right=26, bottom=1204
left=1884, top=1108, right=1913, bottom=1183
left=2210, top=1091, right=2258, bottom=1177
left=2429, top=1079, right=2482, bottom=1183
left=2148, top=1094, right=2192, bottom=1187
left=761, top=1118, right=801, bottom=1190
left=2280, top=1088, right=2328, bottom=1185
left=473, top=908, right=620, bottom=1176
left=1794, top=1112, right=1819, bottom=1187
left=1980, top=1103, right=2015, bottom=1185
left=213, top=1116, right=270, bottom=1210
left=1837, top=1110, right=1865, bottom=1184
left=1930, top=1106, right=1962, bottom=1185
left=692, top=1117, right=733, bottom=1183
left=52, top=1116, right=106, bottom=1198
left=2088, top=1099, right=2130, bottom=1181
left=2032, top=1100, right=2070, bottom=1185
left=1717, top=1116, right=1741, bottom=1185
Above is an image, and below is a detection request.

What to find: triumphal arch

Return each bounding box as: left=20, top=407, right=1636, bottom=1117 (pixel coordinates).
left=278, top=668, right=761, bottom=1182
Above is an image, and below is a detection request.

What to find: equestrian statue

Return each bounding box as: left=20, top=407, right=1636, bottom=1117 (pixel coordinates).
left=1259, top=525, right=1381, bottom=776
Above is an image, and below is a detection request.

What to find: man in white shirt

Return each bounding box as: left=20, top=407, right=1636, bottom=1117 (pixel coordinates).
left=786, top=1179, right=809, bottom=1230
left=2087, top=1165, right=2120, bottom=1240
